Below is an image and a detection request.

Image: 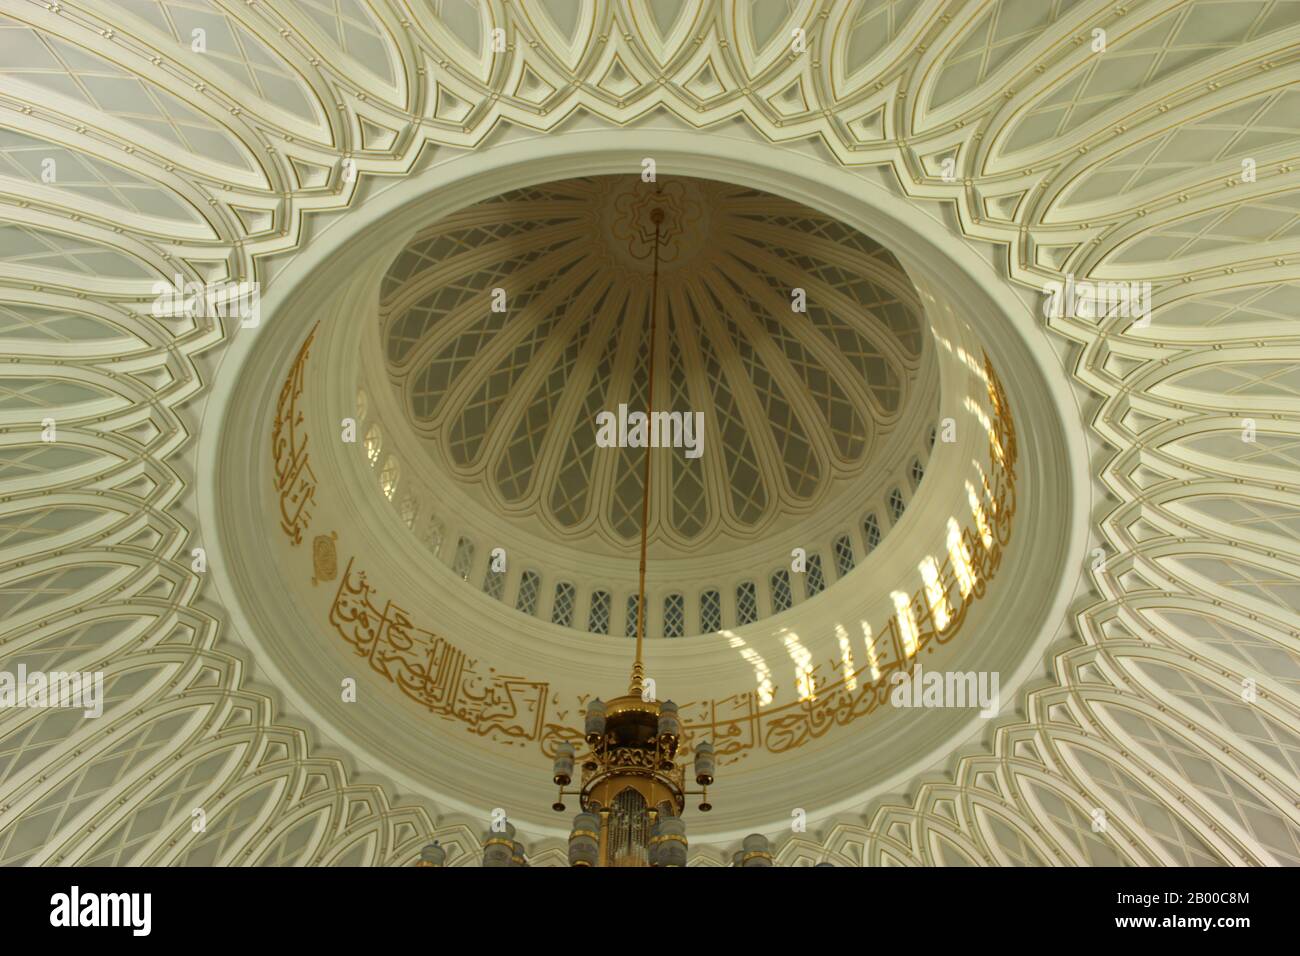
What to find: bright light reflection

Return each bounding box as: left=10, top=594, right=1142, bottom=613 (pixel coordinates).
left=966, top=480, right=994, bottom=549
left=956, top=346, right=990, bottom=384
left=929, top=328, right=954, bottom=352
left=724, top=630, right=774, bottom=706
left=919, top=556, right=951, bottom=630
left=380, top=457, right=398, bottom=500
left=990, top=432, right=1006, bottom=466
left=947, top=517, right=976, bottom=597
left=973, top=458, right=999, bottom=515
left=963, top=394, right=1007, bottom=464
left=861, top=620, right=881, bottom=681
left=963, top=395, right=993, bottom=436
left=834, top=624, right=857, bottom=692
left=892, top=590, right=919, bottom=658
left=782, top=630, right=817, bottom=702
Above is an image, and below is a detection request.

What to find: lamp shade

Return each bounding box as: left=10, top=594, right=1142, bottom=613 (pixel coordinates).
left=568, top=812, right=600, bottom=867
left=551, top=741, right=575, bottom=785
left=657, top=700, right=681, bottom=739
left=584, top=699, right=607, bottom=741
left=652, top=816, right=688, bottom=867
left=693, top=739, right=715, bottom=785
left=416, top=842, right=446, bottom=867
left=741, top=833, right=773, bottom=867
left=481, top=821, right=516, bottom=867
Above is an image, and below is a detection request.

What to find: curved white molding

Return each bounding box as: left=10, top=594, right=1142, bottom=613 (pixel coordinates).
left=3, top=0, right=1296, bottom=866
left=203, top=125, right=1085, bottom=844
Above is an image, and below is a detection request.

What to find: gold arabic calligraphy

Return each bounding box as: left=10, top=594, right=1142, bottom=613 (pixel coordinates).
left=271, top=324, right=319, bottom=545
left=275, top=327, right=1018, bottom=763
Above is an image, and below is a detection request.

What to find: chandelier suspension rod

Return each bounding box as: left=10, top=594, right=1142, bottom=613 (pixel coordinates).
left=631, top=204, right=664, bottom=696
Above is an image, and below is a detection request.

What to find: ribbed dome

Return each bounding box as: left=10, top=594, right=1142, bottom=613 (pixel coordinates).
left=378, top=175, right=932, bottom=556
left=13, top=0, right=1293, bottom=871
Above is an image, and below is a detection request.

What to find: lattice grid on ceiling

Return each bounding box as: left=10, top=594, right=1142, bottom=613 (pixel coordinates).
left=0, top=0, right=1297, bottom=867
left=378, top=173, right=927, bottom=552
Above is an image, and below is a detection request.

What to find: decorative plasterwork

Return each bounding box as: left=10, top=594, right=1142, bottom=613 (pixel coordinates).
left=377, top=174, right=929, bottom=549
left=226, top=141, right=1055, bottom=842
left=276, top=321, right=1016, bottom=765
left=367, top=171, right=939, bottom=636
left=0, top=0, right=1297, bottom=865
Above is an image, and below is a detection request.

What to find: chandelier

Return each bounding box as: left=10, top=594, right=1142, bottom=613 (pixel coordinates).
left=543, top=197, right=715, bottom=868
left=418, top=182, right=796, bottom=869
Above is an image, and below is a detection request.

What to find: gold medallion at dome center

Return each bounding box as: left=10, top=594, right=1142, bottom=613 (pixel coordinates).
left=607, top=177, right=707, bottom=268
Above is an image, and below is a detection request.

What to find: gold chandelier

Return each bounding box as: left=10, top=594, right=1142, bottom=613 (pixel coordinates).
left=544, top=196, right=716, bottom=867
left=419, top=181, right=798, bottom=869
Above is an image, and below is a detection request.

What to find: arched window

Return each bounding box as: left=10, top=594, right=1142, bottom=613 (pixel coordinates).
left=588, top=590, right=611, bottom=635
left=379, top=456, right=399, bottom=499
left=516, top=569, right=541, bottom=615
left=909, top=457, right=925, bottom=489
left=423, top=518, right=445, bottom=557
left=364, top=423, right=382, bottom=466
left=888, top=487, right=906, bottom=523
left=736, top=581, right=758, bottom=625
left=663, top=593, right=685, bottom=637
left=833, top=534, right=855, bottom=578
left=863, top=513, right=881, bottom=553
left=398, top=492, right=417, bottom=528
left=451, top=537, right=474, bottom=581
left=805, top=553, right=826, bottom=597
left=482, top=563, right=505, bottom=600
left=700, top=589, right=722, bottom=632
left=770, top=569, right=792, bottom=613
left=626, top=595, right=643, bottom=638
left=552, top=582, right=576, bottom=627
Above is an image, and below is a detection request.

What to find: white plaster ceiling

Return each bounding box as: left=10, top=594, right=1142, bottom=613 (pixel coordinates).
left=207, top=140, right=1066, bottom=843
left=363, top=172, right=940, bottom=638
left=377, top=174, right=930, bottom=554
left=0, top=0, right=1296, bottom=867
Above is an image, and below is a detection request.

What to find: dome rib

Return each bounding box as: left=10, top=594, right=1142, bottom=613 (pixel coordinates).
left=383, top=221, right=589, bottom=369
left=713, top=253, right=870, bottom=468
left=726, top=238, right=913, bottom=420
left=378, top=173, right=935, bottom=556
left=547, top=290, right=630, bottom=533
left=729, top=224, right=923, bottom=374
left=406, top=252, right=590, bottom=433
left=678, top=287, right=771, bottom=532
left=446, top=267, right=600, bottom=469
left=492, top=282, right=625, bottom=511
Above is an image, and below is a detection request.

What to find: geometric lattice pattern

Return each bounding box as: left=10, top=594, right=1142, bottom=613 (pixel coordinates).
left=587, top=589, right=611, bottom=636
left=380, top=175, right=926, bottom=550
left=1, top=0, right=1297, bottom=866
